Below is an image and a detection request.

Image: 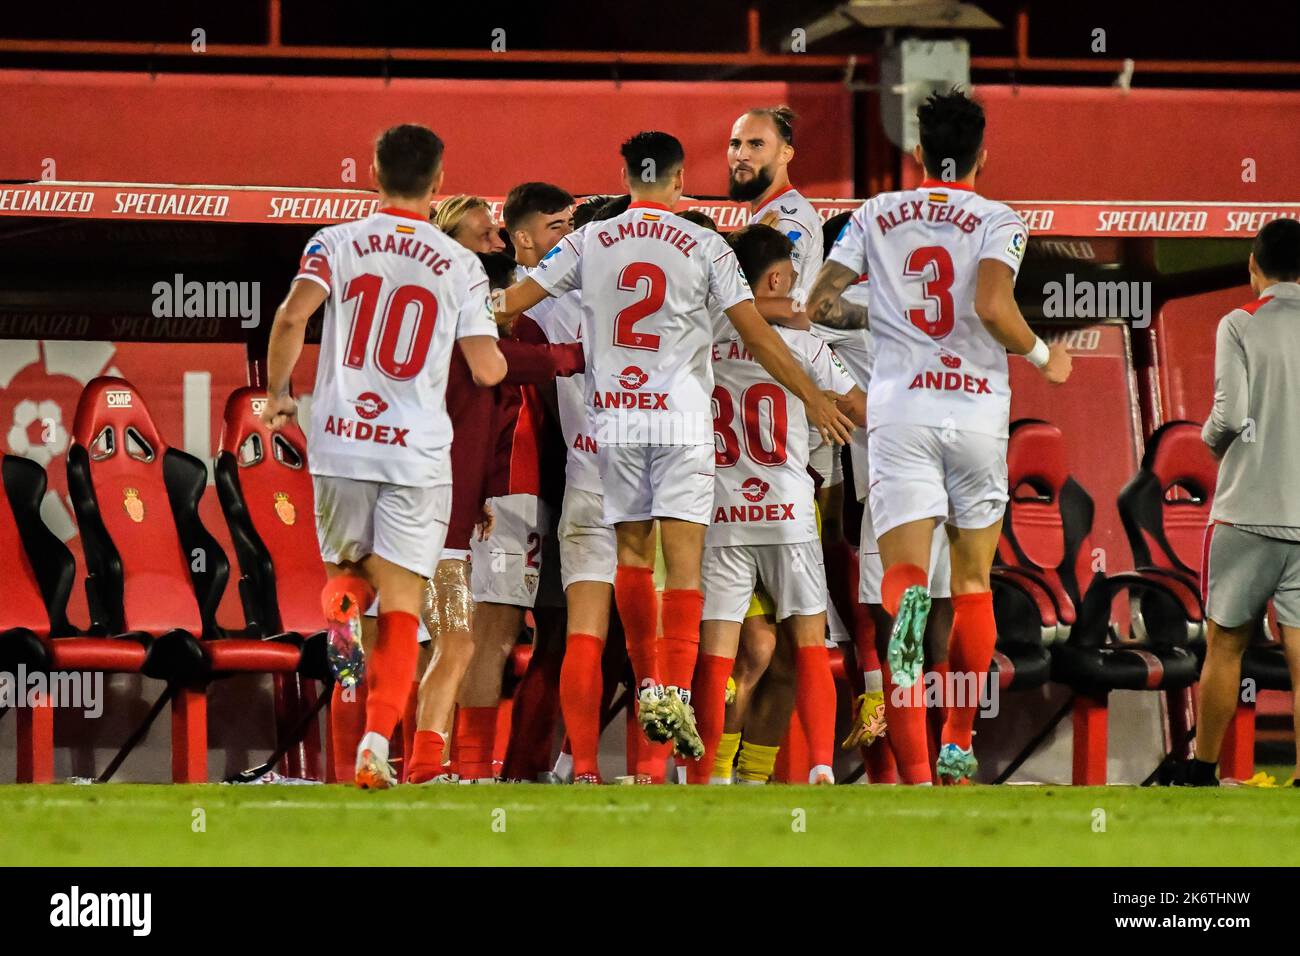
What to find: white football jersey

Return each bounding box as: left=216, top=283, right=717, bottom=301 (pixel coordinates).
left=708, top=327, right=856, bottom=546
left=296, top=207, right=498, bottom=487
left=520, top=266, right=602, bottom=495
left=827, top=181, right=1028, bottom=439
left=749, top=185, right=824, bottom=300
left=532, top=203, right=753, bottom=447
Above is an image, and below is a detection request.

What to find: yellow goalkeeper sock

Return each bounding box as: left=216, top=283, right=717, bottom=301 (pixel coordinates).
left=737, top=740, right=779, bottom=783
left=712, top=732, right=742, bottom=779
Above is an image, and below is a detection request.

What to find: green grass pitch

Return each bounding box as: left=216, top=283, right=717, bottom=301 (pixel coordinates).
left=3, top=776, right=1299, bottom=866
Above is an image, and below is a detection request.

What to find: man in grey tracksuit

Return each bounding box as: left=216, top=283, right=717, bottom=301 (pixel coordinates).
left=1192, top=217, right=1300, bottom=786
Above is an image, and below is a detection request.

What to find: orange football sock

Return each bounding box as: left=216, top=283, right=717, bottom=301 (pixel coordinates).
left=614, top=566, right=660, bottom=689
left=455, top=705, right=498, bottom=781
left=687, top=654, right=733, bottom=784
left=364, top=611, right=420, bottom=740
left=405, top=730, right=446, bottom=784
left=636, top=739, right=672, bottom=782
left=862, top=736, right=899, bottom=783
left=884, top=664, right=932, bottom=784
left=397, top=680, right=418, bottom=782
left=660, top=589, right=704, bottom=693
left=881, top=563, right=928, bottom=617
left=330, top=680, right=367, bottom=776
left=943, top=591, right=997, bottom=751
left=321, top=574, right=375, bottom=622
left=559, top=633, right=605, bottom=779
left=795, top=645, right=837, bottom=771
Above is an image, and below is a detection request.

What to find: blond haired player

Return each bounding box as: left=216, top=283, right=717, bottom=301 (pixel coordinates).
left=805, top=89, right=1070, bottom=784
left=261, top=124, right=506, bottom=789
left=501, top=131, right=853, bottom=761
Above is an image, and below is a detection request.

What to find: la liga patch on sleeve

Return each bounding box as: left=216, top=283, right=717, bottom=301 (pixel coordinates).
left=1006, top=231, right=1027, bottom=262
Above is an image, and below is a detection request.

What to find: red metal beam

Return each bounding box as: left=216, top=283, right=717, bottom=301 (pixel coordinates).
left=267, top=0, right=282, bottom=50
left=0, top=38, right=854, bottom=68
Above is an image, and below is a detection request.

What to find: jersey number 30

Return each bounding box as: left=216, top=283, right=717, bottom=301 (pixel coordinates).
left=904, top=246, right=955, bottom=338
left=342, top=273, right=438, bottom=380
left=713, top=383, right=788, bottom=468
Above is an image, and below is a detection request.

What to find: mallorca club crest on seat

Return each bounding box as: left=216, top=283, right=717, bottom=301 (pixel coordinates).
left=273, top=491, right=296, bottom=526
left=122, top=487, right=144, bottom=523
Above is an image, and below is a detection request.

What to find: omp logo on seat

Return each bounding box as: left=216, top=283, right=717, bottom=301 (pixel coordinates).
left=106, top=390, right=133, bottom=407
left=250, top=397, right=267, bottom=416
left=352, top=392, right=388, bottom=421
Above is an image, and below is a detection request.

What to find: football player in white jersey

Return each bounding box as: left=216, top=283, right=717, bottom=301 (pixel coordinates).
left=261, top=124, right=506, bottom=788
left=692, top=223, right=865, bottom=785
left=805, top=90, right=1071, bottom=783
left=501, top=131, right=853, bottom=761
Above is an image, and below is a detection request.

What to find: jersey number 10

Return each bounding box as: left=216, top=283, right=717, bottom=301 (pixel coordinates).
left=342, top=273, right=439, bottom=380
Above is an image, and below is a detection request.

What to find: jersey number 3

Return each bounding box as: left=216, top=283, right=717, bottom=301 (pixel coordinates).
left=903, top=246, right=955, bottom=338
left=342, top=273, right=439, bottom=380
left=612, top=261, right=666, bottom=351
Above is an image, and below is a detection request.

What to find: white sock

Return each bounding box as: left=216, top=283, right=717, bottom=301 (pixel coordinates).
left=553, top=751, right=574, bottom=781
left=863, top=669, right=883, bottom=693
left=809, top=764, right=835, bottom=784
left=709, top=776, right=734, bottom=785
left=356, top=731, right=388, bottom=765
left=675, top=765, right=687, bottom=785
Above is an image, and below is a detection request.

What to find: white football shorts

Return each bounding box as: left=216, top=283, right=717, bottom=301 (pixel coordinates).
left=858, top=498, right=952, bottom=603
left=867, top=423, right=1008, bottom=539
left=470, top=493, right=551, bottom=608
left=312, top=474, right=451, bottom=580
left=702, top=540, right=827, bottom=623
left=557, top=485, right=616, bottom=589
left=598, top=442, right=715, bottom=525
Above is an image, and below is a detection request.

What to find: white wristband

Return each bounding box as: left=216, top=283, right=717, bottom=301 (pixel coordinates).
left=1025, top=337, right=1050, bottom=369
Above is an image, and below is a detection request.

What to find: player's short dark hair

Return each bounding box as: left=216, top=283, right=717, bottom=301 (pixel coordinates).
left=677, top=209, right=717, bottom=232
left=477, top=251, right=518, bottom=292
left=746, top=105, right=796, bottom=146
left=591, top=194, right=632, bottom=223
left=573, top=196, right=614, bottom=229
left=822, top=211, right=852, bottom=259
left=728, top=223, right=794, bottom=287
left=503, top=182, right=575, bottom=231
left=374, top=124, right=445, bottom=199
left=916, top=88, right=985, bottom=181
left=1253, top=218, right=1300, bottom=282
left=620, top=131, right=685, bottom=185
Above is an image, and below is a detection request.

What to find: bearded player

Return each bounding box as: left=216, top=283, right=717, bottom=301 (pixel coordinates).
left=501, top=132, right=853, bottom=760
left=261, top=124, right=506, bottom=789
left=805, top=89, right=1071, bottom=784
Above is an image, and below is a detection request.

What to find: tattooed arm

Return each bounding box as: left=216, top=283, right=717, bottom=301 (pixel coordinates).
left=804, top=260, right=869, bottom=330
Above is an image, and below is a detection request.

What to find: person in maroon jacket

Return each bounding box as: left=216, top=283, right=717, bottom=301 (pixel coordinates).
left=405, top=245, right=583, bottom=783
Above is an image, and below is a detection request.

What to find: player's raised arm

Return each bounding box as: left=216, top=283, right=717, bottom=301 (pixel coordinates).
left=724, top=298, right=854, bottom=445
left=496, top=275, right=552, bottom=321
left=262, top=267, right=329, bottom=431
left=974, top=258, right=1070, bottom=385
left=804, top=259, right=868, bottom=330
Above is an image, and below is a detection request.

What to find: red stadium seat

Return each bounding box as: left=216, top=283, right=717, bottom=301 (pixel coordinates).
left=1118, top=420, right=1290, bottom=780
left=66, top=376, right=301, bottom=782
left=0, top=454, right=106, bottom=782
left=214, top=386, right=329, bottom=779
left=995, top=420, right=1200, bottom=783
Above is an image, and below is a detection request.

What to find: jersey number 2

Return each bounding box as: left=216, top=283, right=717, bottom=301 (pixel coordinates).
left=341, top=273, right=439, bottom=380
left=612, top=261, right=665, bottom=351
left=903, top=246, right=955, bottom=338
